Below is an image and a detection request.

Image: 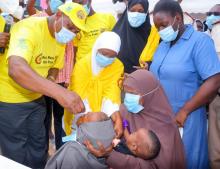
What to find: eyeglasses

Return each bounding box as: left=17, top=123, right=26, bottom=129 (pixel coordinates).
left=206, top=12, right=220, bottom=16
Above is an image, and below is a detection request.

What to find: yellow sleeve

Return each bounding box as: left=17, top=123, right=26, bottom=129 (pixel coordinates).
left=52, top=46, right=65, bottom=69
left=7, top=23, right=35, bottom=63
left=0, top=15, right=5, bottom=32
left=139, top=26, right=160, bottom=65
left=103, top=60, right=124, bottom=104
left=108, top=14, right=116, bottom=31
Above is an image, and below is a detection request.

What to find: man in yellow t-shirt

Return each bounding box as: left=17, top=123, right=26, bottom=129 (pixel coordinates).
left=0, top=2, right=86, bottom=168
left=73, top=0, right=116, bottom=61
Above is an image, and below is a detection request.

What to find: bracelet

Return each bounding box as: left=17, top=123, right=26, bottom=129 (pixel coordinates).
left=123, top=119, right=131, bottom=133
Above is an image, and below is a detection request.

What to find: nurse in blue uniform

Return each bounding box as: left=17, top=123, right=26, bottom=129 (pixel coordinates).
left=150, top=1, right=220, bottom=169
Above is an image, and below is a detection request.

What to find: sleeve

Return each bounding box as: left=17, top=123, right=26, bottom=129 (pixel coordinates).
left=7, top=23, right=35, bottom=64
left=52, top=46, right=65, bottom=69
left=106, top=150, right=157, bottom=169
left=102, top=61, right=124, bottom=116
left=193, top=34, right=220, bottom=80
left=139, top=26, right=160, bottom=63
left=108, top=14, right=116, bottom=31
left=103, top=61, right=124, bottom=104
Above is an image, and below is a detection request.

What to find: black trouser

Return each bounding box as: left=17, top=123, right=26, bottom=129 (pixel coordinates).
left=0, top=97, right=47, bottom=169
left=44, top=83, right=65, bottom=150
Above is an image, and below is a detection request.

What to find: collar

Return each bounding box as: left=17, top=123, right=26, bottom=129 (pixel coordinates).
left=180, top=24, right=194, bottom=40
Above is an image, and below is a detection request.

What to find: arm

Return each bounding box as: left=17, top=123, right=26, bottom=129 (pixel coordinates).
left=8, top=56, right=84, bottom=114
left=175, top=35, right=220, bottom=127
left=175, top=73, right=220, bottom=127
left=106, top=150, right=157, bottom=169
left=27, top=0, right=37, bottom=15
left=111, top=111, right=123, bottom=138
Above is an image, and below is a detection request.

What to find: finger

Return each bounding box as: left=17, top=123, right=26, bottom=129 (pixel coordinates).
left=97, top=141, right=105, bottom=152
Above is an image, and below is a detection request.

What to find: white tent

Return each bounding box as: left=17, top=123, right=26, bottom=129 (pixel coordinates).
left=92, top=0, right=220, bottom=14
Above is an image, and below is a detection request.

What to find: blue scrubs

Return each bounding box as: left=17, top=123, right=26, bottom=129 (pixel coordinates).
left=150, top=25, right=220, bottom=169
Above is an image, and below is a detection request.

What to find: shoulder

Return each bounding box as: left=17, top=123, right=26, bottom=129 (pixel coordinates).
left=11, top=17, right=46, bottom=33
left=95, top=12, right=115, bottom=21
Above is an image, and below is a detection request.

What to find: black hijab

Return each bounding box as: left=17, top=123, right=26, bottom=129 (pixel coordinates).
left=113, top=0, right=151, bottom=73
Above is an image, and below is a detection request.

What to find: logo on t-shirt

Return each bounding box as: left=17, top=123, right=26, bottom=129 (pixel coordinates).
left=35, top=53, right=57, bottom=65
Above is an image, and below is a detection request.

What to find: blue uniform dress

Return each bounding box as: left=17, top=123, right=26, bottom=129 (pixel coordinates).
left=150, top=25, right=220, bottom=169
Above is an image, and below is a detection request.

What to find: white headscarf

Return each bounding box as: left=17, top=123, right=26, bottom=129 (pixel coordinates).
left=91, top=31, right=121, bottom=75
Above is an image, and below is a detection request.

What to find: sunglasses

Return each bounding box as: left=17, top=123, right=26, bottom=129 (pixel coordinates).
left=206, top=12, right=220, bottom=16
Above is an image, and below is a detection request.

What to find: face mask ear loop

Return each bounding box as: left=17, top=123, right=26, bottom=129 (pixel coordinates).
left=141, top=85, right=160, bottom=98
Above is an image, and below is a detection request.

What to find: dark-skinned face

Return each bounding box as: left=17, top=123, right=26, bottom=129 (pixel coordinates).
left=54, top=12, right=80, bottom=34
left=196, top=20, right=204, bottom=32
left=153, top=11, right=181, bottom=32
left=129, top=3, right=145, bottom=13
left=97, top=48, right=117, bottom=59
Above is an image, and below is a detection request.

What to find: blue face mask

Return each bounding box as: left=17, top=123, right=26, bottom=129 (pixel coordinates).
left=206, top=15, right=220, bottom=29
left=127, top=11, right=147, bottom=28
left=96, top=53, right=115, bottom=67
left=124, top=86, right=160, bottom=113
left=55, top=16, right=76, bottom=44
left=159, top=17, right=179, bottom=42
left=49, top=0, right=63, bottom=14
left=124, top=93, right=144, bottom=113
left=83, top=3, right=91, bottom=15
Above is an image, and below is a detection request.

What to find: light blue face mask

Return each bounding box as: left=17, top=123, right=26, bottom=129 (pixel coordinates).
left=83, top=3, right=91, bottom=15
left=159, top=17, right=179, bottom=42
left=55, top=16, right=76, bottom=44
left=206, top=15, right=220, bottom=30
left=127, top=11, right=147, bottom=28
left=49, top=0, right=63, bottom=14
left=124, top=85, right=160, bottom=114
left=96, top=52, right=115, bottom=67
left=124, top=93, right=144, bottom=113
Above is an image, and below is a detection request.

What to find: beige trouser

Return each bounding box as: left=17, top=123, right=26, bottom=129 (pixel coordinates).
left=209, top=94, right=220, bottom=169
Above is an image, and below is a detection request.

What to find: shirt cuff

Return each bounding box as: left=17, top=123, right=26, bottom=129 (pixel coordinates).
left=101, top=98, right=119, bottom=117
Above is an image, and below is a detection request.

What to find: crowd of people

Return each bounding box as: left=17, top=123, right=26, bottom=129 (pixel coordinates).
left=0, top=0, right=220, bottom=169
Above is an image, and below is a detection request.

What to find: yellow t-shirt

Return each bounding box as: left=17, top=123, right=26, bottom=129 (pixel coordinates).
left=0, top=17, right=65, bottom=103
left=74, top=13, right=116, bottom=61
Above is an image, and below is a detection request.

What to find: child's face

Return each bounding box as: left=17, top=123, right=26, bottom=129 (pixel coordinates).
left=125, top=129, right=150, bottom=159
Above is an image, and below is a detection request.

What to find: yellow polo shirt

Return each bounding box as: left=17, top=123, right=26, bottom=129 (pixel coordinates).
left=74, top=13, right=116, bottom=61
left=0, top=17, right=65, bottom=103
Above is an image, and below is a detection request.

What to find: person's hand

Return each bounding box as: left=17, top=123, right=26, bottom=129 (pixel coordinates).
left=112, top=138, right=120, bottom=147
left=84, top=140, right=113, bottom=158
left=174, top=109, right=189, bottom=127
left=56, top=88, right=85, bottom=114
left=133, top=61, right=149, bottom=70
left=111, top=112, right=123, bottom=138
left=64, top=83, right=69, bottom=88
left=0, top=32, right=10, bottom=48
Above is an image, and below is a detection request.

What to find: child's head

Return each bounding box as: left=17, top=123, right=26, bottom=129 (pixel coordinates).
left=125, top=128, right=161, bottom=160
left=76, top=112, right=109, bottom=127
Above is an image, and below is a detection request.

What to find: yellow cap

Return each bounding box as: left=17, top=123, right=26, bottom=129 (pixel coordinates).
left=58, top=2, right=87, bottom=31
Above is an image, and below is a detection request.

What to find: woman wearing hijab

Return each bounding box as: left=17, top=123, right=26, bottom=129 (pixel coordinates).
left=106, top=70, right=186, bottom=169
left=150, top=1, right=220, bottom=169
left=113, top=0, right=160, bottom=73
left=64, top=31, right=124, bottom=138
